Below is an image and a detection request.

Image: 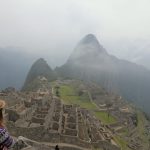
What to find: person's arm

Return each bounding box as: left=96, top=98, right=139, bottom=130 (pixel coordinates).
left=0, top=128, right=15, bottom=149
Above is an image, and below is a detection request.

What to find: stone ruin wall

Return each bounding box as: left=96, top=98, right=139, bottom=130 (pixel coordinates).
left=7, top=119, right=121, bottom=150
left=5, top=89, right=121, bottom=150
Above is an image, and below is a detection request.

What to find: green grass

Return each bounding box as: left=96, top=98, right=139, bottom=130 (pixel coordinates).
left=54, top=83, right=117, bottom=124
left=137, top=111, right=146, bottom=135
left=136, top=110, right=149, bottom=148
left=119, top=128, right=129, bottom=136
left=114, top=110, right=149, bottom=150
left=114, top=136, right=130, bottom=150
left=94, top=111, right=116, bottom=124
left=112, top=111, right=150, bottom=150
left=59, top=85, right=97, bottom=110
left=51, top=81, right=150, bottom=150
left=52, top=81, right=131, bottom=150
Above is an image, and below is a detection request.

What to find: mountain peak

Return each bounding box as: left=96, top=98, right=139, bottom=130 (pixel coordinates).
left=81, top=34, right=97, bottom=44
left=22, top=58, right=56, bottom=91
left=36, top=58, right=46, bottom=63
left=68, top=34, right=107, bottom=62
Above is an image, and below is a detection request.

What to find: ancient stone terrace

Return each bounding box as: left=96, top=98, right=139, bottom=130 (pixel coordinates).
left=5, top=101, right=33, bottom=123
left=61, top=105, right=78, bottom=136
left=5, top=87, right=120, bottom=150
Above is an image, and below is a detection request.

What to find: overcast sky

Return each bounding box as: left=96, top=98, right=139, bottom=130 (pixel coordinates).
left=0, top=0, right=150, bottom=66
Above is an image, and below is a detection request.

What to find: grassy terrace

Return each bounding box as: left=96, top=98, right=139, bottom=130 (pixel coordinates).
left=51, top=81, right=131, bottom=150
left=136, top=110, right=149, bottom=149
left=59, top=85, right=97, bottom=110
left=113, top=136, right=130, bottom=150
left=94, top=111, right=116, bottom=125
left=52, top=83, right=117, bottom=124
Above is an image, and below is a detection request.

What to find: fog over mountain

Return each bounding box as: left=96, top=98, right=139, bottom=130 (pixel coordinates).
left=0, top=0, right=150, bottom=112
left=1, top=37, right=150, bottom=90
left=0, top=0, right=150, bottom=70
left=56, top=34, right=150, bottom=115
left=105, top=39, right=150, bottom=70
left=0, top=47, right=65, bottom=89
left=0, top=47, right=34, bottom=89
left=1, top=1, right=150, bottom=149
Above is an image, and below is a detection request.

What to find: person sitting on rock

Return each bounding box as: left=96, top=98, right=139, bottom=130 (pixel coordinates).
left=0, top=100, right=15, bottom=149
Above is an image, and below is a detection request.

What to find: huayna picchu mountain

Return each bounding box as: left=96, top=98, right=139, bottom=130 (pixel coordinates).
left=22, top=58, right=56, bottom=91
left=56, top=34, right=150, bottom=115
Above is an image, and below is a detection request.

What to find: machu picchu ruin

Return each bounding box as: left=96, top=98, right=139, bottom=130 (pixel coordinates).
left=0, top=77, right=150, bottom=150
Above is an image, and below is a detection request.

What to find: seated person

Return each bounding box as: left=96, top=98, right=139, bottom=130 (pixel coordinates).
left=0, top=100, right=15, bottom=149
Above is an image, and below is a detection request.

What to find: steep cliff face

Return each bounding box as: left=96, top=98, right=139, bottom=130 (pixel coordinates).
left=22, top=58, right=56, bottom=91
left=56, top=34, right=150, bottom=115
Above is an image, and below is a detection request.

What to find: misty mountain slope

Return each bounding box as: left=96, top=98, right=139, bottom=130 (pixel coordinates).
left=22, top=58, right=56, bottom=91
left=0, top=47, right=64, bottom=90
left=56, top=34, right=150, bottom=115
left=0, top=47, right=36, bottom=89
left=107, top=39, right=150, bottom=70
